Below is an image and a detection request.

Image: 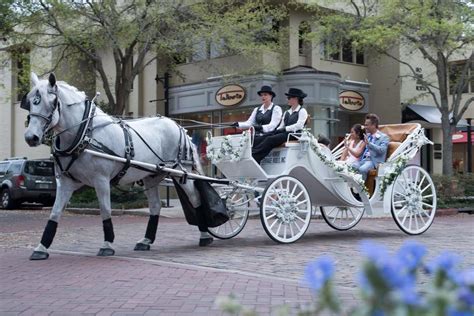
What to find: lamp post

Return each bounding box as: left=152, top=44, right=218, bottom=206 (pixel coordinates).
left=467, top=118, right=472, bottom=173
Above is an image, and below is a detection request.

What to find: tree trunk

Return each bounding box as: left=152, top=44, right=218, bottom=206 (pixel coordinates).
left=436, top=52, right=454, bottom=176
left=441, top=115, right=454, bottom=176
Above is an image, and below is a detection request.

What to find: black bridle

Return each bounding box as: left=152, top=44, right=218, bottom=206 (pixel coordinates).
left=21, top=89, right=60, bottom=134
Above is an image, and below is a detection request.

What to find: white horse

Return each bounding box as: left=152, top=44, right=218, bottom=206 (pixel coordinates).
left=23, top=73, right=214, bottom=260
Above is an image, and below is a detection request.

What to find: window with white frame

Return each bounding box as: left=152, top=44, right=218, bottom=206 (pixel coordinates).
left=321, top=39, right=365, bottom=65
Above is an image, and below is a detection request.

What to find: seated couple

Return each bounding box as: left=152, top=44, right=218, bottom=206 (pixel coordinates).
left=340, top=113, right=390, bottom=180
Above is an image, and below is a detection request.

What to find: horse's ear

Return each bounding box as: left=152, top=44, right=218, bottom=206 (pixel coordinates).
left=48, top=73, right=57, bottom=87
left=31, top=72, right=39, bottom=86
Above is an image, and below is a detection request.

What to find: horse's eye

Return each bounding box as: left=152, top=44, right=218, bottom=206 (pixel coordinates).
left=32, top=90, right=41, bottom=105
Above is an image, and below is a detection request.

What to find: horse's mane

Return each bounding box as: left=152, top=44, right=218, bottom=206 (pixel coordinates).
left=56, top=81, right=87, bottom=105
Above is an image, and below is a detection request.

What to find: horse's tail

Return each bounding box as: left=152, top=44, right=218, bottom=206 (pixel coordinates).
left=190, top=138, right=204, bottom=175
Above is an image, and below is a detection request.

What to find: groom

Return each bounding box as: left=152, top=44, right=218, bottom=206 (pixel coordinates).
left=353, top=113, right=390, bottom=180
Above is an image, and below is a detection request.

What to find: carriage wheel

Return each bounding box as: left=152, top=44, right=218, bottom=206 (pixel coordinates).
left=320, top=205, right=364, bottom=231
left=391, top=165, right=436, bottom=235
left=260, top=175, right=311, bottom=243
left=208, top=187, right=250, bottom=239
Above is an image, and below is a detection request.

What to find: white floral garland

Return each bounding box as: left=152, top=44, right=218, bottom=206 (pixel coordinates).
left=377, top=128, right=430, bottom=196
left=302, top=130, right=368, bottom=193
left=379, top=155, right=410, bottom=196
left=206, top=131, right=249, bottom=163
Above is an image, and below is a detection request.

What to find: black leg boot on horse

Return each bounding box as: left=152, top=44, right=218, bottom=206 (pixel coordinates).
left=97, top=218, right=115, bottom=256
left=30, top=220, right=57, bottom=260
left=134, top=215, right=159, bottom=251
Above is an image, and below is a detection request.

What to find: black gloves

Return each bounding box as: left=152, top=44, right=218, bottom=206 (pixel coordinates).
left=253, top=124, right=263, bottom=132
left=230, top=122, right=239, bottom=127
left=274, top=128, right=286, bottom=134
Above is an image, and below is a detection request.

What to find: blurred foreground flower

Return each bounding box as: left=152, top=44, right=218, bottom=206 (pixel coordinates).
left=218, top=241, right=474, bottom=315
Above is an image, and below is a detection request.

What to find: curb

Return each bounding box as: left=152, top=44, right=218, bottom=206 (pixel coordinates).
left=63, top=207, right=471, bottom=218
left=65, top=207, right=183, bottom=218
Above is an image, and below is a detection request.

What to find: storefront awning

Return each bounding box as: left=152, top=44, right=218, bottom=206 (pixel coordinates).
left=402, top=104, right=468, bottom=128
left=452, top=132, right=474, bottom=144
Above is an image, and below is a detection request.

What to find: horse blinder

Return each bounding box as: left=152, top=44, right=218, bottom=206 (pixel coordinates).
left=20, top=94, right=31, bottom=111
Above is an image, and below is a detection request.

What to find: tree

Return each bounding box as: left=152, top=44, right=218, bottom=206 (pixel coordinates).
left=308, top=0, right=473, bottom=175
left=9, top=0, right=287, bottom=115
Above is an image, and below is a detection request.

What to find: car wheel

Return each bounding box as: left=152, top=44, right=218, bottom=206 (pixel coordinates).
left=1, top=189, right=17, bottom=209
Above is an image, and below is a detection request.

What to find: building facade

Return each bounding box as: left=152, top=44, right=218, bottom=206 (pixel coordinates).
left=1, top=4, right=472, bottom=175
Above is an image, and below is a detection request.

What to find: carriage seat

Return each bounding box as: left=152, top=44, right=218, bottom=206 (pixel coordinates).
left=365, top=123, right=419, bottom=194
left=278, top=114, right=312, bottom=147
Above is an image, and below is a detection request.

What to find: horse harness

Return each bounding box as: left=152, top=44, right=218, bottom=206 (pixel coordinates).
left=50, top=101, right=192, bottom=185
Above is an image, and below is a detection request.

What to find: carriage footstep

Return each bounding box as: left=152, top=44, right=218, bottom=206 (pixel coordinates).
left=199, top=237, right=213, bottom=247
left=97, top=248, right=115, bottom=256
left=134, top=243, right=151, bottom=251
left=29, top=251, right=49, bottom=260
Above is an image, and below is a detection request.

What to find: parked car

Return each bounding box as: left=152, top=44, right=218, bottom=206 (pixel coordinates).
left=0, top=157, right=56, bottom=209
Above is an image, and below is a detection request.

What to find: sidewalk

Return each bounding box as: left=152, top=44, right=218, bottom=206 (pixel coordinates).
left=64, top=198, right=465, bottom=218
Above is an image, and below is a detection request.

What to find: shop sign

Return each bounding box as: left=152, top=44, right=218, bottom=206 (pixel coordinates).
left=339, top=90, right=365, bottom=111
left=215, top=84, right=246, bottom=107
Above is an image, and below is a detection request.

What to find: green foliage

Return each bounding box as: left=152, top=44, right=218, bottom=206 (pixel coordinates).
left=432, top=173, right=474, bottom=208
left=69, top=185, right=149, bottom=209
left=9, top=0, right=288, bottom=114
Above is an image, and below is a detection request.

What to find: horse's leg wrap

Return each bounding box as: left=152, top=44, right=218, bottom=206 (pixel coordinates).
left=102, top=218, right=115, bottom=243
left=40, top=220, right=58, bottom=248
left=144, top=215, right=159, bottom=243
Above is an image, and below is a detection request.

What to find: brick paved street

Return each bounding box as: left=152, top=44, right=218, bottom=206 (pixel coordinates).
left=1, top=209, right=473, bottom=315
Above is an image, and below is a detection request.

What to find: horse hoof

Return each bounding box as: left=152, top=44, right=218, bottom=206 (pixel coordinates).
left=30, top=251, right=49, bottom=260
left=199, top=237, right=214, bottom=247
left=134, top=243, right=151, bottom=251
left=97, top=248, right=115, bottom=256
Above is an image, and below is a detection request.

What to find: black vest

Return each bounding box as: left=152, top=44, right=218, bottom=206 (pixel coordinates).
left=283, top=108, right=302, bottom=131
left=255, top=105, right=274, bottom=126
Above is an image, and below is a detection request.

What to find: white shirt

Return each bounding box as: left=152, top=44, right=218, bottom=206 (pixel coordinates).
left=238, top=103, right=283, bottom=133
left=278, top=105, right=308, bottom=132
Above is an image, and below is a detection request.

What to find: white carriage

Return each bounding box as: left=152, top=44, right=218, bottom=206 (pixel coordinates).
left=206, top=123, right=437, bottom=243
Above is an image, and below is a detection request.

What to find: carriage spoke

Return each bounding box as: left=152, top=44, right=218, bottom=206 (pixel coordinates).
left=293, top=220, right=302, bottom=231
left=414, top=169, right=420, bottom=186
left=289, top=223, right=295, bottom=237
left=295, top=214, right=307, bottom=223
left=276, top=222, right=282, bottom=236
left=283, top=225, right=287, bottom=239
left=269, top=218, right=278, bottom=230
left=422, top=202, right=434, bottom=209
left=295, top=199, right=309, bottom=207
left=296, top=208, right=310, bottom=214
left=266, top=212, right=277, bottom=220
left=397, top=205, right=408, bottom=217
left=294, top=191, right=304, bottom=199
left=407, top=212, right=413, bottom=229
left=422, top=194, right=434, bottom=199
left=326, top=207, right=337, bottom=216
left=290, top=183, right=298, bottom=196
left=417, top=174, right=427, bottom=189
left=420, top=183, right=432, bottom=194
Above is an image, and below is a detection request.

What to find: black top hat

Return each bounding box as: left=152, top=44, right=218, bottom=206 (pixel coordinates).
left=257, top=85, right=276, bottom=98
left=285, top=88, right=307, bottom=99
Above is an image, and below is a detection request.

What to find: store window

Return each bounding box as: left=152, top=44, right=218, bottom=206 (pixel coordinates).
left=322, top=39, right=365, bottom=65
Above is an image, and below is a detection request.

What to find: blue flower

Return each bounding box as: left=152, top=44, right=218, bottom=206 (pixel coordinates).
left=304, top=256, right=335, bottom=291
left=426, top=251, right=461, bottom=278
left=455, top=269, right=474, bottom=287
left=360, top=240, right=389, bottom=264
left=397, top=240, right=427, bottom=271
left=457, top=286, right=474, bottom=308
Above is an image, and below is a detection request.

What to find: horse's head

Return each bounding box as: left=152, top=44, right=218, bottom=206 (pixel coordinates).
left=22, top=73, right=61, bottom=147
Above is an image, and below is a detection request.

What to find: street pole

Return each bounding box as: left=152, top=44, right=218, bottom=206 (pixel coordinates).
left=467, top=118, right=472, bottom=173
